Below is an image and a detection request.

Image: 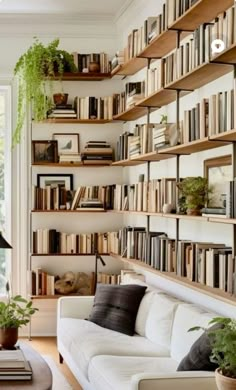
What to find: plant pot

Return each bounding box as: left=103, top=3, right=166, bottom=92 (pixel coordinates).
left=0, top=328, right=18, bottom=349
left=53, top=93, right=68, bottom=106
left=215, top=368, right=236, bottom=390
left=89, top=62, right=100, bottom=73
left=186, top=208, right=201, bottom=216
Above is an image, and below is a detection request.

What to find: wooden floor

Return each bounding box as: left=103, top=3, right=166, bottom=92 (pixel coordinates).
left=21, top=337, right=83, bottom=390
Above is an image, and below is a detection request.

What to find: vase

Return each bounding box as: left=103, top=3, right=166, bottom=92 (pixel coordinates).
left=53, top=93, right=68, bottom=106
left=215, top=368, right=236, bottom=390
left=0, top=328, right=18, bottom=349
left=89, top=62, right=100, bottom=73
left=186, top=208, right=201, bottom=216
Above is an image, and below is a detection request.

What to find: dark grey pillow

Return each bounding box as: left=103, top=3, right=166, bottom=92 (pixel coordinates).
left=177, top=324, right=221, bottom=371
left=88, top=284, right=147, bottom=336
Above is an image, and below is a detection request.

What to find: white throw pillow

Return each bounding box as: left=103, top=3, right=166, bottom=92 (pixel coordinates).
left=145, top=294, right=181, bottom=348
left=135, top=291, right=155, bottom=336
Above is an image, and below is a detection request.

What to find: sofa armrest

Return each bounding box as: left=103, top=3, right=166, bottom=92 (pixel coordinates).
left=131, top=371, right=217, bottom=390
left=57, top=296, right=95, bottom=320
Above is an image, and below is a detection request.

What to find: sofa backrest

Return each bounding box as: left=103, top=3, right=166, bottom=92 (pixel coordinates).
left=170, top=303, right=217, bottom=362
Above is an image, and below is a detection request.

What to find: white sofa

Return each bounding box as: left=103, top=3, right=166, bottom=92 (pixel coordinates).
left=57, top=284, right=217, bottom=390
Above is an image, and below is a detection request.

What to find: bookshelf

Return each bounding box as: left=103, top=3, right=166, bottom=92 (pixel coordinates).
left=113, top=106, right=148, bottom=121
left=43, top=119, right=113, bottom=124
left=54, top=72, right=111, bottom=81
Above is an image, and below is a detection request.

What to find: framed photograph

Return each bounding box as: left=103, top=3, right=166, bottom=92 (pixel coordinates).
left=32, top=141, right=58, bottom=163
left=204, top=155, right=232, bottom=208
left=53, top=133, right=79, bottom=155
left=37, top=174, right=73, bottom=190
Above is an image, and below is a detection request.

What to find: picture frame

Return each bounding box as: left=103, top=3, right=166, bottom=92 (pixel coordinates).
left=53, top=133, right=79, bottom=155
left=37, top=174, right=74, bottom=191
left=204, top=155, right=232, bottom=208
left=32, top=140, right=58, bottom=163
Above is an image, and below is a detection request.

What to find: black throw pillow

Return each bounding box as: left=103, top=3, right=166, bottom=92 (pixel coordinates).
left=177, top=324, right=221, bottom=371
left=88, top=284, right=147, bottom=336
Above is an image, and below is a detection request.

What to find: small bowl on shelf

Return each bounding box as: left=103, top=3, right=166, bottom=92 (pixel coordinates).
left=53, top=93, right=69, bottom=106
left=88, top=62, right=100, bottom=73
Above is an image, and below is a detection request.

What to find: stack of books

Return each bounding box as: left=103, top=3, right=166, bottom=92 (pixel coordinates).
left=0, top=349, right=32, bottom=380
left=48, top=104, right=77, bottom=119
left=79, top=198, right=104, bottom=210
left=111, top=50, right=125, bottom=71
left=81, top=141, right=113, bottom=165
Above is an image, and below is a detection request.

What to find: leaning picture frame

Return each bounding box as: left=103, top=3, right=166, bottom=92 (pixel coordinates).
left=204, top=155, right=232, bottom=208
left=53, top=133, right=79, bottom=155
left=37, top=174, right=74, bottom=191
left=32, top=140, right=58, bottom=163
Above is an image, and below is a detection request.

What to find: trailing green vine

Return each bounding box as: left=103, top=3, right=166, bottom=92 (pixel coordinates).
left=13, top=38, right=77, bottom=145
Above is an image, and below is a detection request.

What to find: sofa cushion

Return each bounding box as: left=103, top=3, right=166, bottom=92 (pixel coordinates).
left=58, top=318, right=170, bottom=378
left=88, top=284, right=147, bottom=336
left=135, top=291, right=155, bottom=336
left=88, top=355, right=179, bottom=390
left=177, top=324, right=221, bottom=371
left=145, top=293, right=182, bottom=348
left=171, top=304, right=217, bottom=362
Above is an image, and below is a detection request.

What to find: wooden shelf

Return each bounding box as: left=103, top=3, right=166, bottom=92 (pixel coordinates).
left=137, top=88, right=181, bottom=108
left=110, top=253, right=236, bottom=306
left=54, top=72, right=111, bottom=81
left=111, top=57, right=147, bottom=76
left=109, top=210, right=208, bottom=221
left=165, top=62, right=232, bottom=92
left=44, top=119, right=112, bottom=124
left=112, top=159, right=145, bottom=167
left=31, top=209, right=106, bottom=213
left=169, top=0, right=234, bottom=32
left=212, top=42, right=236, bottom=65
left=30, top=294, right=93, bottom=300
left=113, top=106, right=148, bottom=121
left=210, top=129, right=236, bottom=143
left=159, top=137, right=229, bottom=155
left=208, top=217, right=236, bottom=225
left=135, top=151, right=176, bottom=162
left=31, top=253, right=109, bottom=256
left=32, top=162, right=114, bottom=168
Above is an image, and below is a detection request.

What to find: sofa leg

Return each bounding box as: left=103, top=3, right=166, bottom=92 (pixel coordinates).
left=59, top=353, right=64, bottom=364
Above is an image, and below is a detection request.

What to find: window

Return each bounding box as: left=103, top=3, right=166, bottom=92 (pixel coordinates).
left=0, top=86, right=11, bottom=293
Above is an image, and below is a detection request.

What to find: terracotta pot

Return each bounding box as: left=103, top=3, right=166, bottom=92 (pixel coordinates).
left=89, top=62, right=100, bottom=73
left=0, top=328, right=18, bottom=349
left=53, top=93, right=68, bottom=106
left=215, top=368, right=236, bottom=390
left=186, top=208, right=201, bottom=216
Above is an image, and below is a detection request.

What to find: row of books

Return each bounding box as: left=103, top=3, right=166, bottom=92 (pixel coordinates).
left=118, top=0, right=198, bottom=63
left=182, top=88, right=236, bottom=144
left=73, top=96, right=113, bottom=120
left=110, top=227, right=236, bottom=294
left=72, top=52, right=111, bottom=73
left=146, top=63, right=164, bottom=97
left=30, top=268, right=56, bottom=296
left=113, top=177, right=176, bottom=213
left=116, top=123, right=176, bottom=161
left=165, top=5, right=236, bottom=85
left=97, top=272, right=120, bottom=285
left=113, top=81, right=145, bottom=115
left=32, top=230, right=112, bottom=255
left=81, top=140, right=113, bottom=165
left=0, top=350, right=32, bottom=381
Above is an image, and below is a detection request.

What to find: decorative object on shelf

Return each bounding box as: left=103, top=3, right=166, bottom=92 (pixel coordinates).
left=162, top=203, right=173, bottom=214
left=177, top=177, right=211, bottom=216
left=189, top=317, right=236, bottom=390
left=54, top=271, right=92, bottom=295
left=204, top=155, right=232, bottom=209
left=160, top=114, right=168, bottom=124
left=32, top=140, right=58, bottom=164
left=0, top=282, right=38, bottom=349
left=53, top=93, right=69, bottom=106
left=92, top=251, right=106, bottom=294
left=88, top=62, right=100, bottom=73
left=53, top=133, right=80, bottom=155
left=13, top=38, right=77, bottom=144
left=36, top=173, right=73, bottom=190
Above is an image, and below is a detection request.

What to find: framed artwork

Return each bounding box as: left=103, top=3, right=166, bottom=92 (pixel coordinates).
left=32, top=140, right=58, bottom=163
left=37, top=174, right=74, bottom=191
left=204, top=155, right=232, bottom=208
left=53, top=133, right=79, bottom=155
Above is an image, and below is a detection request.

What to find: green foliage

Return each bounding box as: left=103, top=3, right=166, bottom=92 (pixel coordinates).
left=189, top=317, right=236, bottom=378
left=13, top=38, right=77, bottom=145
left=177, top=176, right=211, bottom=210
left=0, top=284, right=38, bottom=328
left=160, top=114, right=168, bottom=124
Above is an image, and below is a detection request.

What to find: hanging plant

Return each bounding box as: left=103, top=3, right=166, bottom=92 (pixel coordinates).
left=13, top=38, right=77, bottom=145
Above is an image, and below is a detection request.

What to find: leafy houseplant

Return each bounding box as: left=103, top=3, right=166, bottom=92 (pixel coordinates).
left=190, top=317, right=236, bottom=390
left=177, top=176, right=211, bottom=216
left=0, top=282, right=38, bottom=348
left=13, top=38, right=77, bottom=145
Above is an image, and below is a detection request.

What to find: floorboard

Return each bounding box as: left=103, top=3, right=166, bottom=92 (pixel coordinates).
left=21, top=337, right=83, bottom=390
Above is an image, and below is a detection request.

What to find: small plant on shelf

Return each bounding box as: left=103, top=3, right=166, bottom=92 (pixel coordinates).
left=177, top=176, right=211, bottom=216
left=13, top=37, right=77, bottom=145
left=190, top=317, right=236, bottom=390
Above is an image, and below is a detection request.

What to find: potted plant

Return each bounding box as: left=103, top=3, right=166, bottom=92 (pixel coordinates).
left=13, top=37, right=77, bottom=145
left=190, top=317, right=236, bottom=390
left=177, top=176, right=211, bottom=216
left=0, top=282, right=38, bottom=349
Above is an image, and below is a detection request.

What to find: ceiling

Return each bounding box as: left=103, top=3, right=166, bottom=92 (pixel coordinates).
left=0, top=0, right=133, bottom=18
